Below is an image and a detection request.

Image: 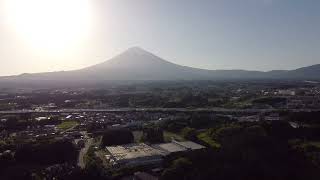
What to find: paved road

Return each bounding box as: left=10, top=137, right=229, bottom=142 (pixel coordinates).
left=61, top=124, right=79, bottom=134
left=78, top=134, right=93, bottom=169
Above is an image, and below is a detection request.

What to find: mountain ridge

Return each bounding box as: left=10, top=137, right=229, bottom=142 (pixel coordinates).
left=1, top=47, right=320, bottom=82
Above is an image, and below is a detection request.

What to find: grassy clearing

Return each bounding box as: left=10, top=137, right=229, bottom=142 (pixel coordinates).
left=57, top=121, right=79, bottom=130
left=164, top=131, right=185, bottom=142
left=304, top=141, right=320, bottom=149
left=133, top=130, right=185, bottom=143
left=197, top=132, right=221, bottom=149
left=309, top=142, right=320, bottom=148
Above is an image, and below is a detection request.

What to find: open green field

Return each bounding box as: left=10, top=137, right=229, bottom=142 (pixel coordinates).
left=57, top=121, right=79, bottom=130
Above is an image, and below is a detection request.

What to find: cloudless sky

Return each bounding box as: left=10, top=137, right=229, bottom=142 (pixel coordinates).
left=0, top=0, right=319, bottom=75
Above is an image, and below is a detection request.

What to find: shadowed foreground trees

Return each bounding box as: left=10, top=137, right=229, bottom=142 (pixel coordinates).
left=161, top=122, right=320, bottom=180
left=15, top=140, right=78, bottom=165
left=0, top=140, right=79, bottom=180
left=141, top=127, right=164, bottom=143
left=101, top=129, right=134, bottom=147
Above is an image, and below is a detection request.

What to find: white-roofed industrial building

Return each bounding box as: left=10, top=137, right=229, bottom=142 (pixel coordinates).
left=106, top=143, right=163, bottom=168
left=152, top=140, right=205, bottom=155
left=105, top=140, right=205, bottom=168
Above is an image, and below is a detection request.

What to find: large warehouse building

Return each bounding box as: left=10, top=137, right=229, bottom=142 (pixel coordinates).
left=105, top=140, right=205, bottom=168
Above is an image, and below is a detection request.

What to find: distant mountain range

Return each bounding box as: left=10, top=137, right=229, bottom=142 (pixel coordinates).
left=1, top=47, right=320, bottom=84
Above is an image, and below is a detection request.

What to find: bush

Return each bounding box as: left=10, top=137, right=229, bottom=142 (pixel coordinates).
left=181, top=127, right=197, bottom=141
left=161, top=158, right=193, bottom=180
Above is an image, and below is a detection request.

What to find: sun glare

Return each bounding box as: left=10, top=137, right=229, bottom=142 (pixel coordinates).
left=4, top=0, right=93, bottom=54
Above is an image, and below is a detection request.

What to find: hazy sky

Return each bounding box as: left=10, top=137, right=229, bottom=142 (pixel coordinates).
left=0, top=0, right=319, bottom=76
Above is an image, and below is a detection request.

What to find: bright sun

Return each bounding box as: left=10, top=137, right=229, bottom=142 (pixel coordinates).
left=4, top=0, right=93, bottom=53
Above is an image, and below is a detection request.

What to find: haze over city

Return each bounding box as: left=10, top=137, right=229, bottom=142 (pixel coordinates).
left=0, top=0, right=319, bottom=76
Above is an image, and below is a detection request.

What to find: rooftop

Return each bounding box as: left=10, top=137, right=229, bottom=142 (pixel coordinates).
left=153, top=140, right=205, bottom=155
left=106, top=143, right=163, bottom=161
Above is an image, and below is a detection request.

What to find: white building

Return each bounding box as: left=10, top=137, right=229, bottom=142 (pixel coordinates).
left=277, top=90, right=296, bottom=96
left=106, top=143, right=163, bottom=167
left=105, top=141, right=205, bottom=168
